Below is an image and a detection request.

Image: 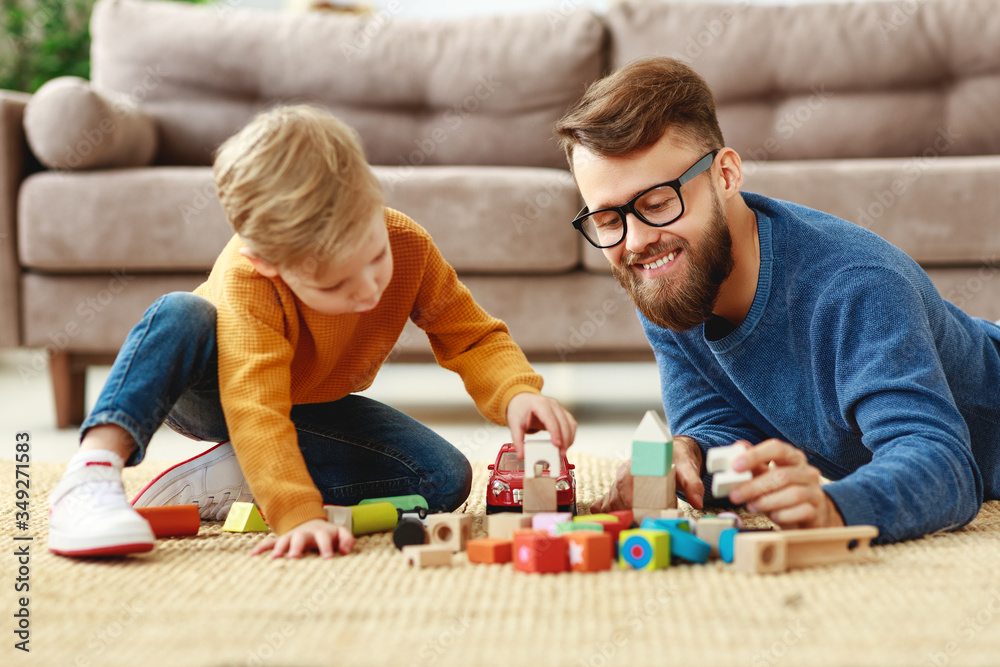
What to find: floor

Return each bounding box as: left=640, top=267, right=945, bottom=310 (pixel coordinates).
left=0, top=348, right=662, bottom=464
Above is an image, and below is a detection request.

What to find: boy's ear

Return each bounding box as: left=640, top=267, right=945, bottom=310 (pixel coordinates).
left=238, top=246, right=280, bottom=278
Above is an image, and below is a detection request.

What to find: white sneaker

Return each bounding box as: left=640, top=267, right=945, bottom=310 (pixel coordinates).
left=131, top=442, right=254, bottom=520
left=48, top=451, right=156, bottom=557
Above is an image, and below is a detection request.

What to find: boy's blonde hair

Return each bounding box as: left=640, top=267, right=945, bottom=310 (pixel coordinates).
left=213, top=105, right=383, bottom=271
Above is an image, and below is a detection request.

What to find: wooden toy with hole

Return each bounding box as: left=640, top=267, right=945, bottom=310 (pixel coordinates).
left=731, top=525, right=879, bottom=574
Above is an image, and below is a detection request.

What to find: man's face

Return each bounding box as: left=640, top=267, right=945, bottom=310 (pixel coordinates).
left=572, top=132, right=734, bottom=331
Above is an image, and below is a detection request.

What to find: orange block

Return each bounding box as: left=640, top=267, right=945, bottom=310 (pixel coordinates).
left=566, top=531, right=613, bottom=572
left=513, top=531, right=568, bottom=574
left=466, top=538, right=513, bottom=564
left=135, top=505, right=200, bottom=538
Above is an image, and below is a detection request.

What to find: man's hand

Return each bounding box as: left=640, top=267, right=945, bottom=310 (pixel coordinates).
left=506, top=392, right=577, bottom=456
left=250, top=518, right=356, bottom=559
left=728, top=439, right=844, bottom=529
left=590, top=435, right=705, bottom=513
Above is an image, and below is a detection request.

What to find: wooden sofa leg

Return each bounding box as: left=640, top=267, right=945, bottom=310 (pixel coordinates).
left=50, top=351, right=87, bottom=429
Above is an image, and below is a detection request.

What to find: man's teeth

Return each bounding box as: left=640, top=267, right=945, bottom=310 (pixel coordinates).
left=641, top=251, right=677, bottom=270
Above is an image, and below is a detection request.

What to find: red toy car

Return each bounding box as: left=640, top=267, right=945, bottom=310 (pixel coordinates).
left=486, top=442, right=576, bottom=515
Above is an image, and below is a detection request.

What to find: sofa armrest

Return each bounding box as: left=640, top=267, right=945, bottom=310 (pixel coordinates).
left=0, top=90, right=34, bottom=348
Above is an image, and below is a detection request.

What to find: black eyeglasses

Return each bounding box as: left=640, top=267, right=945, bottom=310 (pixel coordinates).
left=572, top=150, right=719, bottom=249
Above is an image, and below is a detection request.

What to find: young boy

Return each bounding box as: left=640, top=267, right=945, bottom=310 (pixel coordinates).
left=47, top=105, right=577, bottom=559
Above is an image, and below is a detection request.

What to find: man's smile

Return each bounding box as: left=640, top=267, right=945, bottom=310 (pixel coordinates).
left=635, top=248, right=682, bottom=278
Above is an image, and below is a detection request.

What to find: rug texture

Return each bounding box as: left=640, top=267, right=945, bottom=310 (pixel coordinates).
left=3, top=456, right=1000, bottom=667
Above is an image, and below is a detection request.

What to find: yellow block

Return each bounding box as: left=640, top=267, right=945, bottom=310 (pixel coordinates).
left=222, top=502, right=269, bottom=532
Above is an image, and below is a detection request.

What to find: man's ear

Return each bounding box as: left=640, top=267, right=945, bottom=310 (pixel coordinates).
left=715, top=147, right=744, bottom=201
left=238, top=246, right=280, bottom=278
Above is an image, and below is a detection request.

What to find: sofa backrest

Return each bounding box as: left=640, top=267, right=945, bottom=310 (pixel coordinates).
left=606, top=0, right=1000, bottom=161
left=89, top=0, right=605, bottom=169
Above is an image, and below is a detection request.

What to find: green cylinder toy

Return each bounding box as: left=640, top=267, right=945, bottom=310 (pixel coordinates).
left=350, top=501, right=398, bottom=536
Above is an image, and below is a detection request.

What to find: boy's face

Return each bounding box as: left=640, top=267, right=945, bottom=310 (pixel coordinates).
left=242, top=212, right=394, bottom=316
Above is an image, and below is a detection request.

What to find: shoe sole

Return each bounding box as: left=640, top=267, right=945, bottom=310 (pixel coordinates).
left=131, top=442, right=249, bottom=519
left=49, top=542, right=155, bottom=558
left=48, top=525, right=155, bottom=558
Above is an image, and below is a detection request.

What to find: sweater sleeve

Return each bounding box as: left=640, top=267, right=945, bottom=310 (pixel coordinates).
left=641, top=312, right=770, bottom=504
left=409, top=238, right=542, bottom=425
left=215, top=268, right=326, bottom=536
left=814, top=267, right=983, bottom=543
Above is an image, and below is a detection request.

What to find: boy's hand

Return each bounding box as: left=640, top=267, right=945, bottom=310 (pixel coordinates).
left=250, top=518, right=356, bottom=559
left=727, top=439, right=844, bottom=529
left=589, top=435, right=704, bottom=513
left=506, top=392, right=577, bottom=456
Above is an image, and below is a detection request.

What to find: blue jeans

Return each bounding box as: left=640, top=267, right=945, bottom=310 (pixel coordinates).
left=80, top=292, right=473, bottom=511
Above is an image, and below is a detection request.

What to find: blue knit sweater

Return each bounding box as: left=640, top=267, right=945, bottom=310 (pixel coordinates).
left=643, top=192, right=1000, bottom=543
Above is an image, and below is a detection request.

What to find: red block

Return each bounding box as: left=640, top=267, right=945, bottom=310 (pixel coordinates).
left=608, top=510, right=635, bottom=528
left=466, top=538, right=512, bottom=564
left=566, top=531, right=613, bottom=572
left=513, top=531, right=569, bottom=574
left=135, top=505, right=200, bottom=538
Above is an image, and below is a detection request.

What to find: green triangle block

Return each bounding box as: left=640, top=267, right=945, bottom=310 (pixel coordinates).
left=222, top=502, right=269, bottom=532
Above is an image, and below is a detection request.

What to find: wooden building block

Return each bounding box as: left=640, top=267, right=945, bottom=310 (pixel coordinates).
left=633, top=468, right=677, bottom=509
left=706, top=442, right=749, bottom=473
left=466, top=538, right=513, bottom=564
left=556, top=521, right=604, bottom=535
left=427, top=514, right=472, bottom=552
left=732, top=532, right=789, bottom=574
left=607, top=510, right=635, bottom=527
left=324, top=505, right=353, bottom=533
left=222, top=502, right=269, bottom=532
left=711, top=469, right=752, bottom=498
left=566, top=531, right=613, bottom=572
left=531, top=512, right=573, bottom=536
left=522, top=476, right=558, bottom=513
left=695, top=516, right=737, bottom=558
left=732, top=526, right=879, bottom=574
left=523, top=440, right=562, bottom=478
left=513, top=531, right=569, bottom=574
left=631, top=441, right=672, bottom=477
left=135, top=505, right=200, bottom=538
left=659, top=509, right=681, bottom=519
left=350, top=501, right=398, bottom=536
left=618, top=529, right=670, bottom=571
left=487, top=514, right=532, bottom=540
left=402, top=544, right=452, bottom=568
left=631, top=412, right=673, bottom=476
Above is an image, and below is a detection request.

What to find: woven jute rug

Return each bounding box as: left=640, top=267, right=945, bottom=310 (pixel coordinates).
left=3, top=456, right=1000, bottom=667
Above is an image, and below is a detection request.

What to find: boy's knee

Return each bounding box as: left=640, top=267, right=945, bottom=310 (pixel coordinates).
left=437, top=456, right=473, bottom=512
left=152, top=293, right=216, bottom=334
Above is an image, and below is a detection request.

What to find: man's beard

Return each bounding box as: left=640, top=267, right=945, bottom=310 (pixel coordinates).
left=611, top=190, right=735, bottom=332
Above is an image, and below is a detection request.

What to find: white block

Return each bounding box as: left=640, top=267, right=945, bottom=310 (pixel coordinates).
left=712, top=470, right=752, bottom=498
left=705, top=442, right=749, bottom=473
left=523, top=440, right=562, bottom=478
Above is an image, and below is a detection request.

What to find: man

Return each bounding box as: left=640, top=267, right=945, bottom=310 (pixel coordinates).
left=556, top=57, right=1000, bottom=543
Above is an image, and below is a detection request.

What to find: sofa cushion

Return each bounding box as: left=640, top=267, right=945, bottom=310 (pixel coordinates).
left=606, top=0, right=1000, bottom=161
left=89, top=0, right=605, bottom=169
left=23, top=76, right=157, bottom=170
left=18, top=166, right=581, bottom=275
left=581, top=157, right=1000, bottom=272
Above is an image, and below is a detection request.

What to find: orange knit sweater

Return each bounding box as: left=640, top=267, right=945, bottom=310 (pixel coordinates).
left=193, top=208, right=543, bottom=534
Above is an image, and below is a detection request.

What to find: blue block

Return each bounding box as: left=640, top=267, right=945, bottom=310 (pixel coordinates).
left=718, top=528, right=740, bottom=563
left=641, top=517, right=711, bottom=564
left=641, top=517, right=691, bottom=533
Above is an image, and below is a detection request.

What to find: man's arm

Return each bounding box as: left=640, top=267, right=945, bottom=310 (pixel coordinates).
left=805, top=267, right=982, bottom=542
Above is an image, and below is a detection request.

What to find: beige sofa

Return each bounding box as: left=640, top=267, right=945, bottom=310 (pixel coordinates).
left=3, top=0, right=999, bottom=427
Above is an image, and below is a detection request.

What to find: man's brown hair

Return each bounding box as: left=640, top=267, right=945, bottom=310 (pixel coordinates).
left=555, top=57, right=725, bottom=167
